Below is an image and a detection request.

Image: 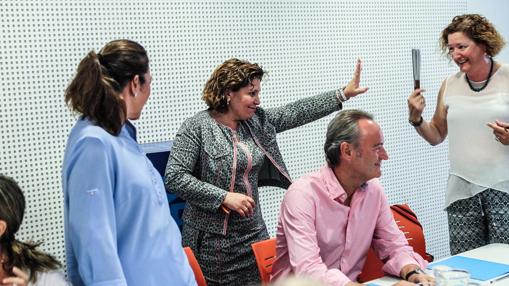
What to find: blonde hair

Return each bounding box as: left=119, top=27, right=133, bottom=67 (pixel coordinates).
left=202, top=58, right=265, bottom=112
left=440, top=14, right=506, bottom=57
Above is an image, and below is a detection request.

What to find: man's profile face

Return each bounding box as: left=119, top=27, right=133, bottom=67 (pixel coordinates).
left=351, top=119, right=389, bottom=182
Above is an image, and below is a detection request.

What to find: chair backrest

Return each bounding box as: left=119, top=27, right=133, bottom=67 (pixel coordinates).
left=142, top=140, right=186, bottom=231
left=251, top=238, right=277, bottom=285
left=183, top=247, right=207, bottom=286
left=357, top=204, right=432, bottom=283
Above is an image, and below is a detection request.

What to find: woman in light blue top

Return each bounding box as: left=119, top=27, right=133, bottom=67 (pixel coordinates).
left=62, top=39, right=196, bottom=286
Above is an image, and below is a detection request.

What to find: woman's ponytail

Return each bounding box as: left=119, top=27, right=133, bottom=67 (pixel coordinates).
left=9, top=239, right=61, bottom=283
left=65, top=50, right=126, bottom=135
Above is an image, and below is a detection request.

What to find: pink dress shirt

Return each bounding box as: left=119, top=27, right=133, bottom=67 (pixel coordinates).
left=271, top=165, right=428, bottom=286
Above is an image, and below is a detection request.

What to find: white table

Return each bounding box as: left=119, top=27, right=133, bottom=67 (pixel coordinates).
left=367, top=243, right=509, bottom=285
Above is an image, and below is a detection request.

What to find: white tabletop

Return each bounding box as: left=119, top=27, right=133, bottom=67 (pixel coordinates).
left=366, top=243, right=509, bottom=285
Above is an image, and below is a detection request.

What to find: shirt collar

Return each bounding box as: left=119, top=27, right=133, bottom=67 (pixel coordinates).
left=124, top=120, right=137, bottom=142
left=320, top=165, right=368, bottom=203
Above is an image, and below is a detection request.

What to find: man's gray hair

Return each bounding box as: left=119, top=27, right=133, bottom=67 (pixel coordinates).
left=324, top=109, right=374, bottom=167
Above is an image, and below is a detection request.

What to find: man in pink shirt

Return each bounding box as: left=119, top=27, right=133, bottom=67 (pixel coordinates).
left=271, top=110, right=435, bottom=286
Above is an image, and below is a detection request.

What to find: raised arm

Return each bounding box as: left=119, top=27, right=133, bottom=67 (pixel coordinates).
left=407, top=80, right=448, bottom=145
left=344, top=58, right=370, bottom=100
left=266, top=59, right=368, bottom=132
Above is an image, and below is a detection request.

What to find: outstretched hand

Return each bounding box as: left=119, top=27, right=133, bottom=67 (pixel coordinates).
left=343, top=58, right=369, bottom=99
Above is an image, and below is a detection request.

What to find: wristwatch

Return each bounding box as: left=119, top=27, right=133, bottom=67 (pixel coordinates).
left=404, top=268, right=425, bottom=281
left=409, top=116, right=423, bottom=127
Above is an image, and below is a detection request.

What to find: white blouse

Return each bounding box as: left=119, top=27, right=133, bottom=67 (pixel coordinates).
left=444, top=64, right=509, bottom=207
left=29, top=270, right=70, bottom=286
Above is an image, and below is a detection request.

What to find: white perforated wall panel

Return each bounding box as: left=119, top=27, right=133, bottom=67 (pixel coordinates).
left=0, top=0, right=465, bottom=265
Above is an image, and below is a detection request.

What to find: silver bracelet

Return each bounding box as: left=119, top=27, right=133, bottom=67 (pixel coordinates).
left=335, top=87, right=348, bottom=103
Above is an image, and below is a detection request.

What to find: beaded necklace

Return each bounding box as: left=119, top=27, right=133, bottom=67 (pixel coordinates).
left=465, top=57, right=493, bottom=92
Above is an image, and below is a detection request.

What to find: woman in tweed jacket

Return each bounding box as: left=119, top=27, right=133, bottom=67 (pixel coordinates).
left=165, top=58, right=368, bottom=285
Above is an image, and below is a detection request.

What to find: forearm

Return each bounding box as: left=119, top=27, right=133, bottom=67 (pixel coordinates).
left=412, top=118, right=447, bottom=146
left=373, top=198, right=428, bottom=276
left=165, top=165, right=227, bottom=211
left=68, top=188, right=126, bottom=285
left=409, top=81, right=448, bottom=145
left=380, top=243, right=428, bottom=278
left=294, top=264, right=352, bottom=286
left=165, top=121, right=228, bottom=211
left=400, top=264, right=421, bottom=280
left=265, top=90, right=340, bottom=132
left=400, top=264, right=434, bottom=285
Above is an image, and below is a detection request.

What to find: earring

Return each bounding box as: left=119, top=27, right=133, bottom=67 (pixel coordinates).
left=227, top=98, right=230, bottom=105
left=134, top=93, right=138, bottom=97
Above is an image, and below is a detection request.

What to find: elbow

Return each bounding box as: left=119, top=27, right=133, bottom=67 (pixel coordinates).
left=428, top=136, right=445, bottom=146
left=164, top=167, right=179, bottom=191
left=164, top=165, right=190, bottom=196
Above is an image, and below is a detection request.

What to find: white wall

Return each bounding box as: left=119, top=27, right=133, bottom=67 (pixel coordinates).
left=468, top=0, right=509, bottom=63
left=1, top=0, right=468, bottom=266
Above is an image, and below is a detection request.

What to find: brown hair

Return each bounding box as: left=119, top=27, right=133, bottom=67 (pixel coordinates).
left=202, top=58, right=265, bottom=113
left=65, top=39, right=149, bottom=135
left=440, top=14, right=506, bottom=57
left=0, top=174, right=62, bottom=283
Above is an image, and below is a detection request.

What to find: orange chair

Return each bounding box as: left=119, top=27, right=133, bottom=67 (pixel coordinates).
left=357, top=204, right=433, bottom=283
left=183, top=247, right=207, bottom=286
left=251, top=238, right=277, bottom=285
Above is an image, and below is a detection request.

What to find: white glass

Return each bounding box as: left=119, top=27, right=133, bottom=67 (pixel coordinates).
left=433, top=266, right=471, bottom=286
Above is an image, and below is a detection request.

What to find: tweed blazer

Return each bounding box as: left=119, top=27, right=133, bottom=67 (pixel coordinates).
left=165, top=90, right=341, bottom=234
